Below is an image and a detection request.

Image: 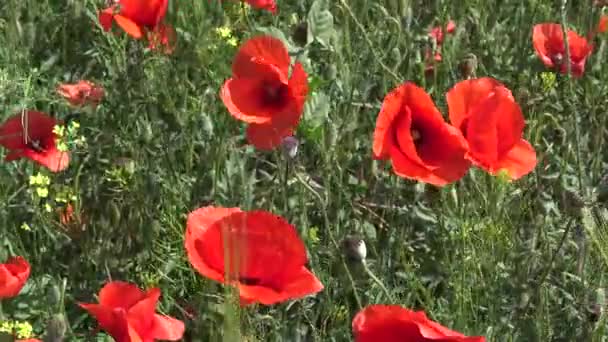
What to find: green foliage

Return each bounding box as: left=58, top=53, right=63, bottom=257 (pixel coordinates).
left=0, top=0, right=608, bottom=341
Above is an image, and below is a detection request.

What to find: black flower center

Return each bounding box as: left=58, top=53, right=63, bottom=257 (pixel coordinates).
left=262, top=82, right=289, bottom=108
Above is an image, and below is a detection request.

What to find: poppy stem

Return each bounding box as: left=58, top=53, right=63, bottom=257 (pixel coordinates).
left=0, top=301, right=4, bottom=320
left=294, top=172, right=363, bottom=310
left=560, top=0, right=585, bottom=192
left=337, top=0, right=402, bottom=83
left=362, top=262, right=394, bottom=302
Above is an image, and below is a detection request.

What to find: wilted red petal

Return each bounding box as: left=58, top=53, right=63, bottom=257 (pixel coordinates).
left=0, top=256, right=30, bottom=299
left=233, top=35, right=290, bottom=79
left=57, top=80, right=104, bottom=107
left=147, top=24, right=176, bottom=54
left=185, top=206, right=243, bottom=283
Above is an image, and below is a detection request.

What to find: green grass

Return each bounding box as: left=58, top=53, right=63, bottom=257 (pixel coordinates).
left=1, top=0, right=608, bottom=341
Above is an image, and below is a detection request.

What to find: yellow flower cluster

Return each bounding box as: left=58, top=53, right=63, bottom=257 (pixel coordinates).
left=0, top=320, right=34, bottom=339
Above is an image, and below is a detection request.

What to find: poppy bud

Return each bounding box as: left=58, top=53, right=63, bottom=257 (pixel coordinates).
left=560, top=188, right=585, bottom=217
left=45, top=314, right=67, bottom=342
left=587, top=288, right=606, bottom=322
left=341, top=236, right=367, bottom=262
left=292, top=22, right=308, bottom=46
left=597, top=174, right=608, bottom=206
left=458, top=53, right=477, bottom=79
left=281, top=136, right=299, bottom=159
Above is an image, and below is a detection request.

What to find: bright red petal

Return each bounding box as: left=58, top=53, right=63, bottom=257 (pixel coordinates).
left=126, top=288, right=161, bottom=336
left=532, top=23, right=563, bottom=68
left=446, top=77, right=505, bottom=131
left=98, top=281, right=147, bottom=310
left=21, top=144, right=70, bottom=173
left=372, top=83, right=407, bottom=159
left=98, top=6, right=116, bottom=32
left=246, top=123, right=294, bottom=150
left=0, top=256, right=30, bottom=299
left=79, top=303, right=132, bottom=342
left=495, top=139, right=537, bottom=180
left=233, top=35, right=290, bottom=79
left=114, top=14, right=144, bottom=39
left=244, top=0, right=278, bottom=13
left=599, top=15, right=608, bottom=33
left=150, top=314, right=185, bottom=341
left=185, top=206, right=242, bottom=283
left=220, top=71, right=283, bottom=124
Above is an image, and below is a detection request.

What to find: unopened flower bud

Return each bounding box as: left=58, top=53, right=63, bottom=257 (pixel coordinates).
left=459, top=53, right=477, bottom=79
left=281, top=136, right=299, bottom=159
left=341, top=236, right=367, bottom=262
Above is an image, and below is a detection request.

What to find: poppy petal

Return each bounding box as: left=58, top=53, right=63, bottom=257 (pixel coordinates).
left=495, top=139, right=537, bottom=180
left=233, top=35, right=290, bottom=79
left=126, top=288, right=161, bottom=334
left=0, top=256, right=30, bottom=299
left=532, top=23, right=562, bottom=68
left=465, top=89, right=523, bottom=168
left=79, top=303, right=132, bottom=342
left=372, top=83, right=407, bottom=159
left=185, top=206, right=242, bottom=283
left=21, top=146, right=70, bottom=173
left=446, top=77, right=506, bottom=130
left=388, top=144, right=435, bottom=184
left=220, top=78, right=274, bottom=125
left=113, top=14, right=144, bottom=39
left=98, top=6, right=116, bottom=32
left=246, top=123, right=294, bottom=150
left=237, top=266, right=323, bottom=305
left=150, top=314, right=185, bottom=341
left=98, top=281, right=147, bottom=310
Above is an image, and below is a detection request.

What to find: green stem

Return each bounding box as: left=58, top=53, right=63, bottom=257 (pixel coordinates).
left=363, top=262, right=394, bottom=302
left=560, top=0, right=585, bottom=192
left=0, top=301, right=4, bottom=321
left=295, top=172, right=363, bottom=310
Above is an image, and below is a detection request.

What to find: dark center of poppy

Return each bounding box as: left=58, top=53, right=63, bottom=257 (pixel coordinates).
left=238, top=276, right=262, bottom=286
left=26, top=139, right=46, bottom=153
left=551, top=52, right=564, bottom=66
left=262, top=82, right=289, bottom=108
left=410, top=123, right=425, bottom=148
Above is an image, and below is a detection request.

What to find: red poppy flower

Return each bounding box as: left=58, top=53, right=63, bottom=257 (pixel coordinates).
left=0, top=256, right=30, bottom=299
left=446, top=77, right=537, bottom=180
left=220, top=35, right=308, bottom=150
left=16, top=339, right=42, bottom=342
left=242, top=0, right=277, bottom=13
left=372, top=82, right=470, bottom=186
left=57, top=80, right=104, bottom=108
left=598, top=15, right=608, bottom=34
left=79, top=281, right=185, bottom=342
left=352, top=305, right=486, bottom=342
left=429, top=20, right=456, bottom=45
left=0, top=111, right=70, bottom=172
left=532, top=23, right=593, bottom=77
left=99, top=0, right=174, bottom=52
left=185, top=206, right=324, bottom=305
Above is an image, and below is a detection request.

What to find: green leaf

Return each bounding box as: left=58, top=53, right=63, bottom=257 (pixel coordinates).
left=307, top=0, right=336, bottom=48
left=303, top=91, right=330, bottom=128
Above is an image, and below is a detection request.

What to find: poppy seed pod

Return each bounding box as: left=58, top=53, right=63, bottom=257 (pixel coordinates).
left=459, top=53, right=477, bottom=79
left=281, top=136, right=299, bottom=159
left=341, top=236, right=367, bottom=262
left=597, top=174, right=608, bottom=206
